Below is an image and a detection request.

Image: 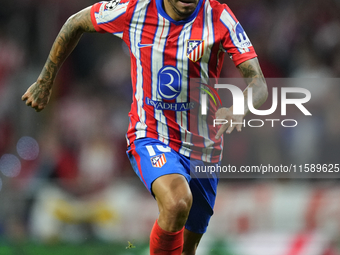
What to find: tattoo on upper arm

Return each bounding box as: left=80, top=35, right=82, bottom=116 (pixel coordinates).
left=237, top=58, right=268, bottom=111
left=50, top=7, right=95, bottom=63
left=38, top=7, right=95, bottom=89
left=31, top=7, right=95, bottom=105
left=238, top=58, right=265, bottom=83
left=71, top=7, right=96, bottom=33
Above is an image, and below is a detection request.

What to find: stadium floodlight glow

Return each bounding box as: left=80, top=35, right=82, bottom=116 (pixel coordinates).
left=16, top=136, right=40, bottom=161
left=0, top=154, right=21, bottom=178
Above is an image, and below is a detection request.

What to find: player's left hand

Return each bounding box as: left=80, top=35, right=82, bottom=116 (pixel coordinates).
left=215, top=107, right=244, bottom=139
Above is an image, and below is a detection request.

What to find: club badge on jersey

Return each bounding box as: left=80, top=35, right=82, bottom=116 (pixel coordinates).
left=105, top=0, right=120, bottom=11
left=150, top=154, right=167, bottom=168
left=186, top=40, right=205, bottom=62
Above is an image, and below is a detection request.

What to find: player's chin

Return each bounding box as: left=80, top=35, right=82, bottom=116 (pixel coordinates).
left=177, top=8, right=195, bottom=18
left=175, top=2, right=196, bottom=16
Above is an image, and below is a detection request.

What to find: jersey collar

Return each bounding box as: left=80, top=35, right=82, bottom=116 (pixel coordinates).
left=155, top=0, right=203, bottom=25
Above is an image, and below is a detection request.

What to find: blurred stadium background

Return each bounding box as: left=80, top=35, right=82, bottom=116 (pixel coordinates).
left=0, top=0, right=340, bottom=254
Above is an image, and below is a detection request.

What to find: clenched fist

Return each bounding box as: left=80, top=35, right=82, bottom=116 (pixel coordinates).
left=22, top=82, right=52, bottom=112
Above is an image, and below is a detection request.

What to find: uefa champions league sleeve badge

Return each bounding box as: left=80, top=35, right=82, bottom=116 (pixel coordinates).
left=105, top=0, right=121, bottom=11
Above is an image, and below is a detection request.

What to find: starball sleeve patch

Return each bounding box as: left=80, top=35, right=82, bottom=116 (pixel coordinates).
left=105, top=0, right=121, bottom=11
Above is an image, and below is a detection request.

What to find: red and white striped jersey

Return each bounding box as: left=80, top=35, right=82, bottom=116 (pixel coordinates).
left=91, top=0, right=257, bottom=163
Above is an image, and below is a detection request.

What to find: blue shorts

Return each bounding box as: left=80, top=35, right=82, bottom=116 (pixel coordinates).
left=126, top=138, right=219, bottom=234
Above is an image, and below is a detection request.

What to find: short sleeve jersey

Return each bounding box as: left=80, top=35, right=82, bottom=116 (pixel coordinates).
left=91, top=0, right=257, bottom=163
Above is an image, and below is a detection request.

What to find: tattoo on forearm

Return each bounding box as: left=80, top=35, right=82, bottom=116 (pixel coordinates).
left=38, top=7, right=95, bottom=86
left=238, top=58, right=268, bottom=113
left=32, top=8, right=94, bottom=105
left=49, top=9, right=95, bottom=67
left=31, top=61, right=57, bottom=103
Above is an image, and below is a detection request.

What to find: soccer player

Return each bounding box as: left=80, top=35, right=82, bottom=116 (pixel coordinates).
left=22, top=0, right=268, bottom=254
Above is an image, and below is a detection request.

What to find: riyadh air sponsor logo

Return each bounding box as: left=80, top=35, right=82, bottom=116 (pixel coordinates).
left=234, top=23, right=252, bottom=48
left=146, top=97, right=195, bottom=111
left=150, top=154, right=167, bottom=168
left=157, top=66, right=182, bottom=100
left=137, top=42, right=154, bottom=48
left=186, top=40, right=205, bottom=62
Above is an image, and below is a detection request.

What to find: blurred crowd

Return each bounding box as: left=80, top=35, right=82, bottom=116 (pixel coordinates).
left=0, top=0, right=339, bottom=243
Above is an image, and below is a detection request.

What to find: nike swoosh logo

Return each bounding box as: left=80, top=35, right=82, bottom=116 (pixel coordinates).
left=137, top=42, right=154, bottom=48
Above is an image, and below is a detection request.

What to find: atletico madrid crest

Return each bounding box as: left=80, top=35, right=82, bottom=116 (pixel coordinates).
left=186, top=40, right=205, bottom=62
left=150, top=154, right=167, bottom=168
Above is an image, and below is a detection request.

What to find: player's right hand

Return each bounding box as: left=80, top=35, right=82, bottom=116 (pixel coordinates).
left=21, top=82, right=52, bottom=112
left=215, top=107, right=244, bottom=139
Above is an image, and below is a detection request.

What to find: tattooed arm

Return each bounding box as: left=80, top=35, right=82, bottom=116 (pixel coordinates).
left=237, top=57, right=268, bottom=114
left=22, top=7, right=96, bottom=112
left=215, top=57, right=268, bottom=138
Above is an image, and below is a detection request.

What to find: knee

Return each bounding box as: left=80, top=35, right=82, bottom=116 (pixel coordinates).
left=161, top=192, right=193, bottom=222
left=152, top=174, right=193, bottom=230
